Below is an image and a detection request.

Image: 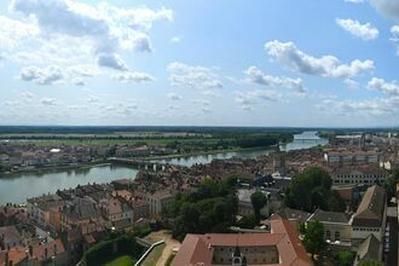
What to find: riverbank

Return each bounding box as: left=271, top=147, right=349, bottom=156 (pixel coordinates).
left=0, top=160, right=110, bottom=177
left=143, top=145, right=277, bottom=161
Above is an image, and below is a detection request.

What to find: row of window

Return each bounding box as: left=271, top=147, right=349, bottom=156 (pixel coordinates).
left=353, top=227, right=380, bottom=232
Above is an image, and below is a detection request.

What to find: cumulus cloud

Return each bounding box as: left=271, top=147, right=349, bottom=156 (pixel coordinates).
left=20, top=65, right=63, bottom=85
left=170, top=36, right=182, bottom=43
left=345, top=0, right=364, bottom=3
left=265, top=40, right=374, bottom=79
left=4, top=0, right=173, bottom=82
left=167, top=92, right=183, bottom=100
left=167, top=62, right=223, bottom=90
left=368, top=77, right=399, bottom=95
left=235, top=89, right=282, bottom=110
left=369, top=0, right=399, bottom=19
left=336, top=18, right=379, bottom=41
left=40, top=97, right=57, bottom=106
left=317, top=97, right=397, bottom=116
left=71, top=78, right=85, bottom=86
left=113, top=71, right=153, bottom=83
left=390, top=25, right=399, bottom=55
left=97, top=53, right=128, bottom=71
left=245, top=66, right=306, bottom=94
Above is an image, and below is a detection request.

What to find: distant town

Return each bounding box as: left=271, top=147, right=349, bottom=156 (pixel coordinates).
left=0, top=127, right=398, bottom=266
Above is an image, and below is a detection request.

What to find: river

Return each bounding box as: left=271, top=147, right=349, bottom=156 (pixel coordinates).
left=0, top=131, right=327, bottom=204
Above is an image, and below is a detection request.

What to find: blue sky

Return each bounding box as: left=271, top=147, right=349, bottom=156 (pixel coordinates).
left=0, top=0, right=399, bottom=127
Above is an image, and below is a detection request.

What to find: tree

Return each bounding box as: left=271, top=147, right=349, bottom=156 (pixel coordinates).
left=237, top=215, right=257, bottom=229
left=251, top=191, right=267, bottom=222
left=285, top=167, right=333, bottom=212
left=383, top=169, right=399, bottom=201
left=358, top=259, right=383, bottom=266
left=303, top=220, right=325, bottom=259
left=336, top=251, right=354, bottom=266
left=328, top=191, right=346, bottom=212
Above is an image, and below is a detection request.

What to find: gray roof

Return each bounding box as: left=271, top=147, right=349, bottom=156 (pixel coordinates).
left=308, top=209, right=349, bottom=224
left=277, top=208, right=311, bottom=224
left=352, top=185, right=386, bottom=227
left=356, top=234, right=381, bottom=262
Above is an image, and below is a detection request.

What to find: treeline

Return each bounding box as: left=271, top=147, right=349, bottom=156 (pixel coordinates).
left=164, top=177, right=238, bottom=241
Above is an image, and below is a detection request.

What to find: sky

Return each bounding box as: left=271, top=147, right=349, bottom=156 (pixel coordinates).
left=0, top=0, right=399, bottom=127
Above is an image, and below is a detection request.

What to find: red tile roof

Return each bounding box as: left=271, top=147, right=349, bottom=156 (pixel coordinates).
left=173, top=215, right=312, bottom=266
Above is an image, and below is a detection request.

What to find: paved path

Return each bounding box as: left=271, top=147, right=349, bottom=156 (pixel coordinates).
left=144, top=230, right=180, bottom=266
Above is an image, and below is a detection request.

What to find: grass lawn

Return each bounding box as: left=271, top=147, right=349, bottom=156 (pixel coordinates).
left=104, top=255, right=135, bottom=266
left=141, top=244, right=166, bottom=266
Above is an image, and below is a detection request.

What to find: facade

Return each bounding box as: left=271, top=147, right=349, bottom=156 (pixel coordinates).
left=139, top=190, right=174, bottom=217
left=350, top=185, right=387, bottom=246
left=307, top=209, right=351, bottom=245
left=172, top=215, right=312, bottom=266
left=330, top=166, right=388, bottom=186
left=324, top=150, right=380, bottom=166
left=27, top=194, right=64, bottom=230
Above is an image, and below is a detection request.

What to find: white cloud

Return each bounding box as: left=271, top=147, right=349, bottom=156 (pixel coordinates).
left=20, top=65, right=64, bottom=85
left=167, top=62, right=223, bottom=90
left=170, top=36, right=182, bottom=43
left=113, top=71, right=154, bottom=83
left=245, top=66, right=306, bottom=94
left=344, top=0, right=364, bottom=3
left=167, top=92, right=183, bottom=100
left=4, top=0, right=173, bottom=82
left=336, top=18, right=379, bottom=41
left=344, top=79, right=360, bottom=90
left=369, top=0, right=399, bottom=19
left=97, top=53, right=128, bottom=71
left=368, top=77, right=399, bottom=95
left=40, top=97, right=57, bottom=106
left=317, top=97, right=398, bottom=116
left=72, top=78, right=85, bottom=86
left=265, top=40, right=374, bottom=78
left=390, top=25, right=399, bottom=55
left=235, top=89, right=282, bottom=110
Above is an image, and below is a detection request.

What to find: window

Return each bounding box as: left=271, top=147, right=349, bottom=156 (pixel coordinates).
left=326, top=230, right=331, bottom=239
left=335, top=231, right=340, bottom=241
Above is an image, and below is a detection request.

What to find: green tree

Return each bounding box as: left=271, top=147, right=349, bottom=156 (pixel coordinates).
left=303, top=220, right=325, bottom=259
left=251, top=190, right=267, bottom=222
left=383, top=169, right=399, bottom=201
left=237, top=215, right=257, bottom=229
left=336, top=251, right=354, bottom=266
left=285, top=167, right=333, bottom=212
left=328, top=191, right=346, bottom=212
left=358, top=259, right=383, bottom=266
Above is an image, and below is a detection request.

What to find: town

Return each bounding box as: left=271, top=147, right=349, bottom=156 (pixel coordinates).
left=0, top=130, right=398, bottom=266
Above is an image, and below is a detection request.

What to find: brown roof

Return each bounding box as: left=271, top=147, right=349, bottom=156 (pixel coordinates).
left=32, top=239, right=65, bottom=261
left=173, top=215, right=312, bottom=266
left=0, top=247, right=27, bottom=265
left=352, top=185, right=386, bottom=227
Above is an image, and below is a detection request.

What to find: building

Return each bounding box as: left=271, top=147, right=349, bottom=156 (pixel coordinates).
left=324, top=150, right=380, bottom=166
left=27, top=194, right=64, bottom=230
left=354, top=234, right=381, bottom=265
left=307, top=209, right=351, bottom=245
left=172, top=215, right=312, bottom=266
left=350, top=185, right=387, bottom=246
left=330, top=166, right=388, bottom=186
left=139, top=190, right=174, bottom=217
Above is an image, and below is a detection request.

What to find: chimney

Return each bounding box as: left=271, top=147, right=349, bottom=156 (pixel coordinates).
left=29, top=245, right=33, bottom=257
left=5, top=251, right=9, bottom=266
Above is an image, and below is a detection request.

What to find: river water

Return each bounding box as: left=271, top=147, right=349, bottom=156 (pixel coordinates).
left=0, top=131, right=327, bottom=204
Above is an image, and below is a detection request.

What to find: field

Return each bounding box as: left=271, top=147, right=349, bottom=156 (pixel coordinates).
left=104, top=255, right=135, bottom=266
left=141, top=244, right=166, bottom=266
